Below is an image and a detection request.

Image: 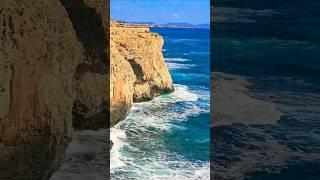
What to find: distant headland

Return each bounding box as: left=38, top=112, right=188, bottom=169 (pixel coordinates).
left=112, top=19, right=210, bottom=29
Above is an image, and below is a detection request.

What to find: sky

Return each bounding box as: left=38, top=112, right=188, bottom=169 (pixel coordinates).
left=111, top=0, right=210, bottom=24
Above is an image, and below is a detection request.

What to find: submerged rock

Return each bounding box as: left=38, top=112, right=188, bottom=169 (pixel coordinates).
left=211, top=72, right=282, bottom=126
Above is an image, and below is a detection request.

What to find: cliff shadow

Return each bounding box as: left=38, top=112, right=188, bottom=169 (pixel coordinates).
left=128, top=59, right=144, bottom=81
left=58, top=0, right=110, bottom=130
left=59, top=0, right=107, bottom=65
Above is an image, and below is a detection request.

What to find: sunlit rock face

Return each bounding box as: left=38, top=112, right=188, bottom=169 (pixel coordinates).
left=110, top=25, right=174, bottom=126
left=0, top=0, right=172, bottom=178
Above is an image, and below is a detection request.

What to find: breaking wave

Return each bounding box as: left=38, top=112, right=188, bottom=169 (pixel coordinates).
left=111, top=84, right=210, bottom=179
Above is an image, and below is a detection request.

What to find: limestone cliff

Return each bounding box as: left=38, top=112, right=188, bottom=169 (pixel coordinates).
left=0, top=0, right=171, bottom=178
left=110, top=25, right=174, bottom=126
left=0, top=0, right=84, bottom=179
left=60, top=0, right=109, bottom=130
left=0, top=0, right=108, bottom=179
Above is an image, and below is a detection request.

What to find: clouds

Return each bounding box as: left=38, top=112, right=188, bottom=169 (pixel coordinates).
left=172, top=13, right=180, bottom=18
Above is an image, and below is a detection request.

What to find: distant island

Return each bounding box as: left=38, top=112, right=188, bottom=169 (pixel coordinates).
left=113, top=20, right=209, bottom=29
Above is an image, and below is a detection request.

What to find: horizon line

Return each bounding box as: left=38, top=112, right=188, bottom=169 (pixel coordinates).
left=111, top=18, right=210, bottom=25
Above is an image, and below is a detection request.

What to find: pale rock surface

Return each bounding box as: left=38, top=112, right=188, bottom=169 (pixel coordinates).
left=110, top=26, right=174, bottom=126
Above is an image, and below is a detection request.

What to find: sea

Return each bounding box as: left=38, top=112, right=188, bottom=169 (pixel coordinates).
left=110, top=27, right=211, bottom=179
left=212, top=0, right=320, bottom=179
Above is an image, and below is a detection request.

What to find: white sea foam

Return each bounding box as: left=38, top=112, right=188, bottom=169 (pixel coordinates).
left=110, top=128, right=128, bottom=169
left=184, top=51, right=210, bottom=55
left=120, top=84, right=204, bottom=132
left=111, top=150, right=210, bottom=180
left=165, top=58, right=190, bottom=62
left=171, top=39, right=200, bottom=43
left=51, top=129, right=108, bottom=179
left=136, top=158, right=210, bottom=180
left=166, top=62, right=196, bottom=70
left=111, top=84, right=208, bottom=134
left=163, top=84, right=199, bottom=102
left=110, top=84, right=210, bottom=179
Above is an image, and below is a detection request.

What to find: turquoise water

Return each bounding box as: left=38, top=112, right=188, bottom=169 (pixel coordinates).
left=110, top=28, right=210, bottom=179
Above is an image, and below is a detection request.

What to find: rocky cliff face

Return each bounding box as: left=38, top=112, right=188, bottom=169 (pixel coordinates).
left=0, top=0, right=84, bottom=179
left=0, top=0, right=108, bottom=179
left=0, top=0, right=171, bottom=178
left=110, top=26, right=174, bottom=126
left=60, top=0, right=109, bottom=130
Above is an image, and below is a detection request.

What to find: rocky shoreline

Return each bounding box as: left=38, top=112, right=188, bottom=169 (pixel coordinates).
left=52, top=21, right=174, bottom=178
left=0, top=1, right=173, bottom=178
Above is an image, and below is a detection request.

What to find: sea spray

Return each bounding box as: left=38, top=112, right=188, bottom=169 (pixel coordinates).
left=111, top=27, right=210, bottom=179
left=110, top=85, right=209, bottom=179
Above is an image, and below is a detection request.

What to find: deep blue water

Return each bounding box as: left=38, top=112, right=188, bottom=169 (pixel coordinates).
left=155, top=27, right=210, bottom=161
left=110, top=28, right=210, bottom=179
left=213, top=1, right=320, bottom=179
